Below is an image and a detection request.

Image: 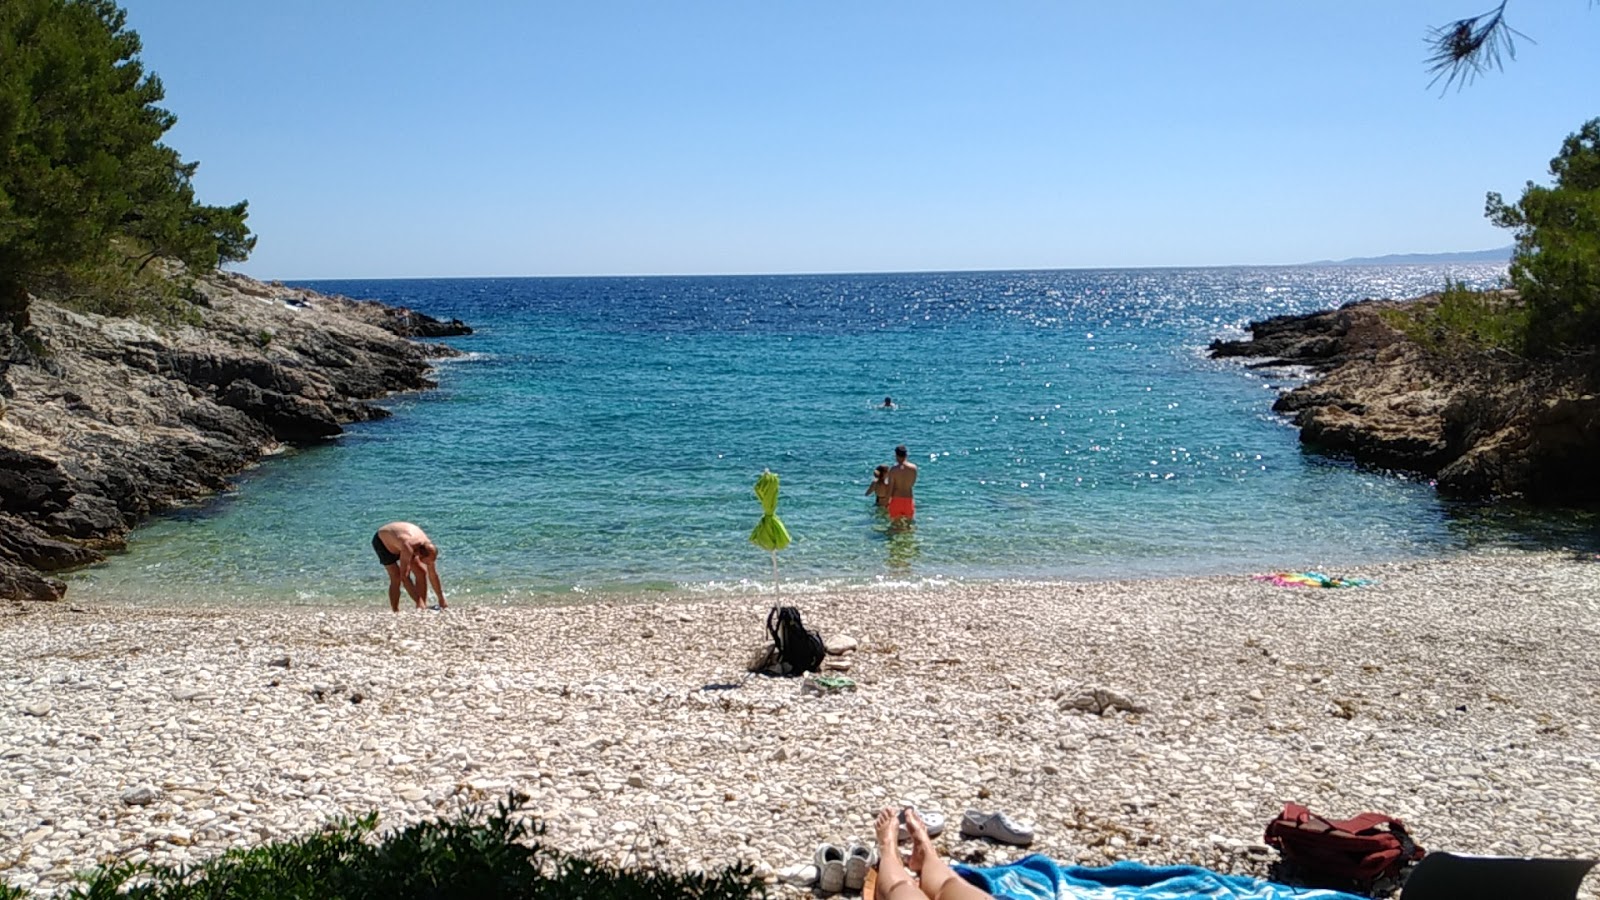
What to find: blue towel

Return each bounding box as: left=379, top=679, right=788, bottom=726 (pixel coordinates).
left=953, top=855, right=1369, bottom=900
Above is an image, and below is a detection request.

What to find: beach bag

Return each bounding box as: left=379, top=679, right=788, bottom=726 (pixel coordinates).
left=764, top=605, right=825, bottom=676
left=1264, top=802, right=1425, bottom=887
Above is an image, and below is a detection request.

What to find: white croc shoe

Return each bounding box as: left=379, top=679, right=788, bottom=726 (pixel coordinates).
left=897, top=806, right=945, bottom=842
left=814, top=843, right=847, bottom=893
left=959, top=809, right=1035, bottom=846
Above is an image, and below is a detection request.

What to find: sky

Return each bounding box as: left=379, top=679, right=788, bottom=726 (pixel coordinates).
left=116, top=1, right=1599, bottom=279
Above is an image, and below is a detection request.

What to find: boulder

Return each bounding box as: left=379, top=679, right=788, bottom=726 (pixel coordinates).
left=0, top=558, right=65, bottom=601
left=0, top=513, right=102, bottom=569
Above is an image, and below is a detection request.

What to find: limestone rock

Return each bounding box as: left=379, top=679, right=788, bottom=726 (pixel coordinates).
left=823, top=635, right=859, bottom=655
left=1058, top=687, right=1147, bottom=716
left=1211, top=292, right=1600, bottom=503
left=120, top=784, right=160, bottom=806
left=0, top=269, right=469, bottom=601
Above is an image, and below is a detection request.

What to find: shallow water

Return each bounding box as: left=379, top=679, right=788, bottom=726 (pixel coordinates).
left=66, top=264, right=1597, bottom=605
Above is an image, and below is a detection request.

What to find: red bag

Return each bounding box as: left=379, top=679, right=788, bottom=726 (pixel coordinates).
left=1264, top=802, right=1426, bottom=886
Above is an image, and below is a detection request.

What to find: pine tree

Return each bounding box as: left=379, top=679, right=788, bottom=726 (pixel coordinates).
left=0, top=0, right=253, bottom=330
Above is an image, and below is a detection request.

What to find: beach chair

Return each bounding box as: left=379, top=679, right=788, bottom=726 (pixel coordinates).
left=1400, top=851, right=1596, bottom=900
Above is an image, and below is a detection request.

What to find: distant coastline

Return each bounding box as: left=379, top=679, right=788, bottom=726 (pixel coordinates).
left=1306, top=246, right=1513, bottom=266
left=269, top=253, right=1515, bottom=282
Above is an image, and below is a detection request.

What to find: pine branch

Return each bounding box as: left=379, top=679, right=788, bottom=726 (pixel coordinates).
left=1425, top=1, right=1532, bottom=91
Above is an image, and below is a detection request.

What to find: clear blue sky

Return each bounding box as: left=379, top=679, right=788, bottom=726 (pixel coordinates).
left=118, top=1, right=1598, bottom=278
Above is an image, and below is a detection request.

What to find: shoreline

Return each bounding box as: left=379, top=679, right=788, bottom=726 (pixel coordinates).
left=4, top=549, right=1598, bottom=897
left=61, top=536, right=1569, bottom=610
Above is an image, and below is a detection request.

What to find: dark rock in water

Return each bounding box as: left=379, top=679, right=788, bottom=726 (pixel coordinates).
left=298, top=281, right=474, bottom=339
left=0, top=559, right=65, bottom=602
left=1207, top=298, right=1408, bottom=371
left=218, top=379, right=343, bottom=443
left=0, top=269, right=469, bottom=600
left=0, top=513, right=99, bottom=570
left=1210, top=293, right=1600, bottom=504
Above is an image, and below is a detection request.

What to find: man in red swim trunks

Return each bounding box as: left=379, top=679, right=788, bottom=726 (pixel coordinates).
left=886, top=444, right=918, bottom=523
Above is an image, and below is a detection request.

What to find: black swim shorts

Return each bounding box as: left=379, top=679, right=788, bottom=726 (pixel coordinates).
left=372, top=532, right=400, bottom=566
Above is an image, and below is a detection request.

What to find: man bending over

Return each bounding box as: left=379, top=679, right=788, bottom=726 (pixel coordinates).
left=372, top=521, right=447, bottom=611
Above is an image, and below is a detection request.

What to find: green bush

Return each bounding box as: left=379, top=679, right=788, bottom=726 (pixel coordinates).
left=34, top=255, right=206, bottom=329
left=1382, top=280, right=1529, bottom=356
left=28, top=795, right=765, bottom=900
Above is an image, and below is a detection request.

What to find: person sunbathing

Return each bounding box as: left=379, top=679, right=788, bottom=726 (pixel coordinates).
left=875, top=807, right=993, bottom=900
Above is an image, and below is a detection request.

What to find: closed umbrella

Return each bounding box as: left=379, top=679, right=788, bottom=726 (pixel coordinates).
left=749, top=469, right=791, bottom=593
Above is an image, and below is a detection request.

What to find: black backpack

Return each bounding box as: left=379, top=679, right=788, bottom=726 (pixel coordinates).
left=764, top=605, right=826, bottom=676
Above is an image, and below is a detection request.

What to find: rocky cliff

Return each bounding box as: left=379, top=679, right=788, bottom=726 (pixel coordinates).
left=1210, top=295, right=1600, bottom=504
left=0, top=271, right=470, bottom=601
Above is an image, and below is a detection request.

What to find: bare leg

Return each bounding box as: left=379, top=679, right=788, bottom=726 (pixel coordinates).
left=385, top=565, right=403, bottom=612
left=425, top=562, right=446, bottom=609
left=874, top=808, right=926, bottom=900
left=903, top=808, right=992, bottom=900
left=402, top=567, right=426, bottom=608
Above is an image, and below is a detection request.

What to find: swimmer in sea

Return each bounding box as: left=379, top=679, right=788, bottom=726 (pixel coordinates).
left=883, top=396, right=896, bottom=409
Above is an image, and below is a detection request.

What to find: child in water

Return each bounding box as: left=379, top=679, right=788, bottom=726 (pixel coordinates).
left=865, top=465, right=891, bottom=508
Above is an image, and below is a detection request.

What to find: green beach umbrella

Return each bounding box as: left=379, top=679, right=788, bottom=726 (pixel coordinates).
left=749, top=469, right=791, bottom=592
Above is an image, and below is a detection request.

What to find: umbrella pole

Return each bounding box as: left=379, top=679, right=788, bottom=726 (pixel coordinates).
left=770, top=550, right=780, bottom=599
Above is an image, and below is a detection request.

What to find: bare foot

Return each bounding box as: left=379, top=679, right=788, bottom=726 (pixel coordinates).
left=875, top=807, right=901, bottom=857
left=873, top=807, right=916, bottom=897
left=904, top=807, right=934, bottom=872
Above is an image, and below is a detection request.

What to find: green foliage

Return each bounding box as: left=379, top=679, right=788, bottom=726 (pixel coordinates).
left=0, top=0, right=254, bottom=329
left=1486, top=118, right=1600, bottom=358
left=34, top=245, right=205, bottom=327
left=0, top=883, right=30, bottom=900
left=1382, top=280, right=1528, bottom=356
left=35, top=795, right=764, bottom=900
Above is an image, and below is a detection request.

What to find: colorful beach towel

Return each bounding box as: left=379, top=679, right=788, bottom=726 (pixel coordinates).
left=1254, top=571, right=1372, bottom=589
left=953, top=856, right=1368, bottom=900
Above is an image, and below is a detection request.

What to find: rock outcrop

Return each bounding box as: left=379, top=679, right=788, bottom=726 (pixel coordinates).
left=1209, top=295, right=1600, bottom=504
left=0, top=271, right=470, bottom=600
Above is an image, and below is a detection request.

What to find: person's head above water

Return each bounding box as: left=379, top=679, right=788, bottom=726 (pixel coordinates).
left=895, top=444, right=908, bottom=461
left=883, top=396, right=894, bottom=407
left=874, top=464, right=888, bottom=479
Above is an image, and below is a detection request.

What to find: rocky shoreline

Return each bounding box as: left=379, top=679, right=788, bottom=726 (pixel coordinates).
left=1208, top=294, right=1600, bottom=504
left=0, top=272, right=470, bottom=602
left=1, top=550, right=1597, bottom=897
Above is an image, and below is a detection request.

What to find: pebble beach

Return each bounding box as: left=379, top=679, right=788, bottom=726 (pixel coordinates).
left=3, top=550, right=1598, bottom=898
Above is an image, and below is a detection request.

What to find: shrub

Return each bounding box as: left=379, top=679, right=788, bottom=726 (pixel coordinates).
left=34, top=256, right=206, bottom=329
left=1382, top=280, right=1529, bottom=356
left=32, top=795, right=765, bottom=900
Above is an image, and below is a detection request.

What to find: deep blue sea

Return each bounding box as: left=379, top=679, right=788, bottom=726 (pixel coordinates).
left=65, top=265, right=1593, bottom=605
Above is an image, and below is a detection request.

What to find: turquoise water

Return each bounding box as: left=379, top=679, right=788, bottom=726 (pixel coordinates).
left=67, top=265, right=1590, bottom=605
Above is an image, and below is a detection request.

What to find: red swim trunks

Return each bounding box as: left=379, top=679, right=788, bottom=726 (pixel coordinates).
left=888, top=496, right=915, bottom=519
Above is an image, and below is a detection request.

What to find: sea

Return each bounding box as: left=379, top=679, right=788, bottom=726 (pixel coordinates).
left=62, top=264, right=1597, bottom=605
